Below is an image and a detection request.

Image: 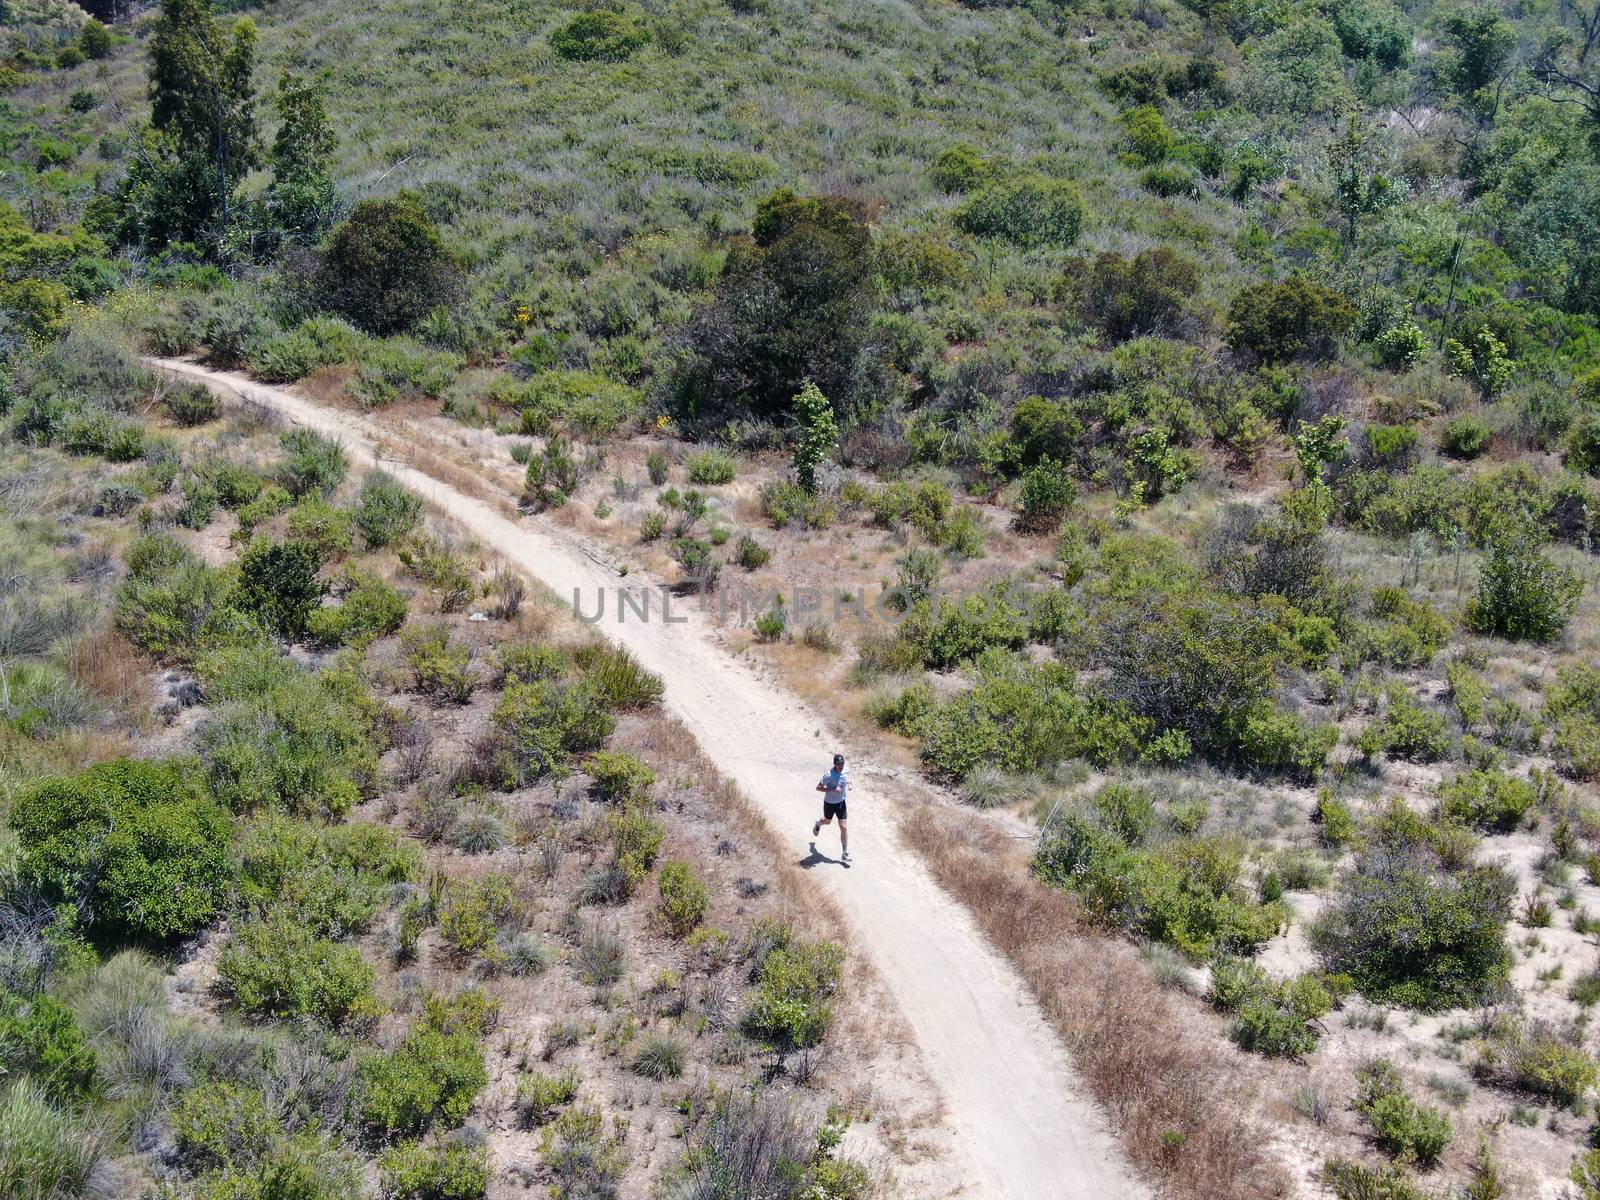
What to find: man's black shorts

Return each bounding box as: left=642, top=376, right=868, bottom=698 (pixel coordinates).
left=823, top=799, right=847, bottom=821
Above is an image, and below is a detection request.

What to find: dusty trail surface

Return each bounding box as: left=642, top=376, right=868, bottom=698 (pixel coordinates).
left=151, top=358, right=1150, bottom=1200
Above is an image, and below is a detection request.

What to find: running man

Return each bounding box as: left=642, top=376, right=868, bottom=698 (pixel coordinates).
left=812, top=753, right=851, bottom=864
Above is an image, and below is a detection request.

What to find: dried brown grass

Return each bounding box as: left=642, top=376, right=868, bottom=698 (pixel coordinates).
left=65, top=628, right=151, bottom=721
left=901, top=804, right=1295, bottom=1200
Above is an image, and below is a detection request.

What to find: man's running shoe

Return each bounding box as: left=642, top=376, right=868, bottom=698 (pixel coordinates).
left=812, top=820, right=821, bottom=838
left=841, top=850, right=852, bottom=865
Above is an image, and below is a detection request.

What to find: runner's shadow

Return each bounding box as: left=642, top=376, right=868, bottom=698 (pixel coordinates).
left=798, top=842, right=837, bottom=869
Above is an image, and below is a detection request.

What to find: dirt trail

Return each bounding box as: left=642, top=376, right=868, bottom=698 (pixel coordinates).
left=151, top=358, right=1150, bottom=1200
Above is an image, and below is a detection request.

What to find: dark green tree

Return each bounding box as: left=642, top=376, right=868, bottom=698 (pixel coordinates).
left=1440, top=6, right=1515, bottom=105
left=122, top=0, right=259, bottom=250
left=315, top=197, right=461, bottom=334
left=270, top=73, right=338, bottom=242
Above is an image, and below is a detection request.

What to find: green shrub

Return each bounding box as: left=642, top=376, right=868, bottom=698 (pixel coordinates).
left=164, top=380, right=221, bottom=426
left=550, top=9, right=650, bottom=61
left=1466, top=517, right=1582, bottom=643
left=1373, top=320, right=1428, bottom=372
left=492, top=679, right=615, bottom=783
left=0, top=990, right=97, bottom=1104
left=397, top=535, right=475, bottom=612
left=658, top=860, right=709, bottom=937
left=572, top=642, right=664, bottom=709
left=379, top=1138, right=490, bottom=1200
left=1476, top=1024, right=1598, bottom=1108
left=359, top=1022, right=488, bottom=1139
left=867, top=479, right=953, bottom=540
left=171, top=1080, right=281, bottom=1170
left=1365, top=423, right=1419, bottom=469
left=1570, top=412, right=1600, bottom=475
left=1311, top=838, right=1513, bottom=1010
left=744, top=929, right=844, bottom=1050
left=277, top=428, right=348, bottom=498
left=438, top=876, right=518, bottom=961
left=236, top=814, right=420, bottom=938
left=516, top=1068, right=579, bottom=1127
left=1321, top=1159, right=1433, bottom=1200
left=955, top=173, right=1086, bottom=247
left=12, top=758, right=232, bottom=940
left=1014, top=458, right=1076, bottom=534
left=286, top=497, right=355, bottom=561
left=930, top=142, right=992, bottom=192
left=236, top=484, right=293, bottom=534
left=1061, top=248, right=1199, bottom=342
left=494, top=641, right=568, bottom=687
left=734, top=533, right=770, bottom=569
left=1140, top=163, right=1199, bottom=197
left=196, top=670, right=378, bottom=818
left=216, top=914, right=377, bottom=1025
left=645, top=450, right=669, bottom=485
left=1355, top=1059, right=1453, bottom=1166
left=1239, top=704, right=1337, bottom=781
left=307, top=568, right=408, bottom=648
left=352, top=471, right=423, bottom=549
left=1364, top=688, right=1451, bottom=763
left=607, top=805, right=664, bottom=894
left=523, top=436, right=587, bottom=509
left=1443, top=326, right=1514, bottom=398
left=1549, top=664, right=1600, bottom=781
left=586, top=750, right=655, bottom=804
left=317, top=197, right=461, bottom=336
left=1225, top=276, right=1357, bottom=365
left=1035, top=816, right=1281, bottom=958
left=760, top=480, right=834, bottom=529
left=1437, top=770, right=1538, bottom=832
left=402, top=623, right=476, bottom=704
left=1441, top=415, right=1491, bottom=459
left=1207, top=959, right=1332, bottom=1058
left=685, top=448, right=736, bottom=485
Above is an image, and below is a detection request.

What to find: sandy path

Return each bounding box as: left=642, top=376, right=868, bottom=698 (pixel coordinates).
left=150, top=358, right=1149, bottom=1200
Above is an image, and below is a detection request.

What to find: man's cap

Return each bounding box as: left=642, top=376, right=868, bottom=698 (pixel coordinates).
left=833, top=753, right=845, bottom=766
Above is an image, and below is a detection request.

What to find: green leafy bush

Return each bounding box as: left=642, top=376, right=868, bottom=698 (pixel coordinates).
left=550, top=9, right=650, bottom=61
left=286, top=497, right=355, bottom=561
left=658, top=860, right=709, bottom=936
left=744, top=924, right=844, bottom=1050
left=1035, top=815, right=1282, bottom=958
left=379, top=1137, right=490, bottom=1200
left=1441, top=415, right=1491, bottom=459
left=0, top=1080, right=120, bottom=1200
left=359, top=1021, right=488, bottom=1139
left=492, top=679, right=614, bottom=783
left=1354, top=1059, right=1453, bottom=1166
left=517, top=1068, right=579, bottom=1127
left=1225, top=276, right=1357, bottom=365
left=930, top=142, right=993, bottom=192
left=1310, top=827, right=1513, bottom=1010
left=955, top=173, right=1085, bottom=247
left=685, top=448, right=736, bottom=485
left=307, top=567, right=408, bottom=647
left=1207, top=958, right=1332, bottom=1058
left=236, top=814, right=420, bottom=938
left=1239, top=704, right=1337, bottom=781
left=216, top=914, right=377, bottom=1025
left=277, top=428, right=348, bottom=498
left=761, top=480, right=834, bottom=529
left=197, top=669, right=379, bottom=818
left=1014, top=457, right=1076, bottom=533
left=355, top=471, right=423, bottom=548
left=1436, top=770, right=1538, bottom=832
left=1465, top=517, right=1582, bottom=643
left=586, top=750, right=655, bottom=804
left=1363, top=687, right=1450, bottom=763
left=572, top=642, right=664, bottom=709
left=1475, top=1022, right=1598, bottom=1108
left=0, top=989, right=97, bottom=1104
left=1548, top=663, right=1600, bottom=780
left=402, top=623, right=476, bottom=704
left=1060, top=248, right=1199, bottom=342
left=12, top=758, right=232, bottom=940
left=164, top=380, right=221, bottom=426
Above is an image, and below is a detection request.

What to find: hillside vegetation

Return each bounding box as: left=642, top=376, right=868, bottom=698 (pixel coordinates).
left=8, top=0, right=1600, bottom=1196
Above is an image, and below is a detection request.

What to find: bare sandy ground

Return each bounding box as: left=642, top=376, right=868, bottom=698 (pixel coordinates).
left=148, top=358, right=1151, bottom=1200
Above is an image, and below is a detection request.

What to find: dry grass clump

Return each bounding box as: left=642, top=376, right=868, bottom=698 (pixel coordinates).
left=902, top=805, right=1292, bottom=1200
